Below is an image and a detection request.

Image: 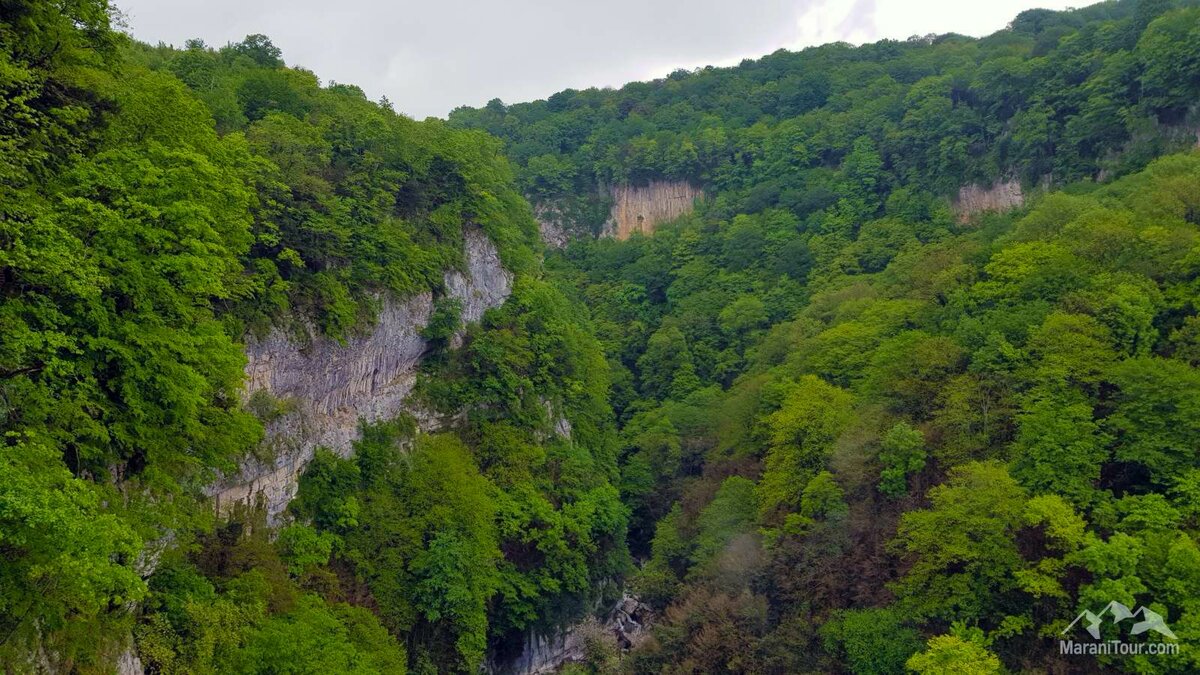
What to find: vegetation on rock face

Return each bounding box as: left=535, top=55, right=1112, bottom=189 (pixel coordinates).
left=4, top=0, right=1200, bottom=673
left=456, top=0, right=1200, bottom=671
left=553, top=147, right=1200, bottom=675
left=452, top=0, right=1200, bottom=232
left=0, top=1, right=601, bottom=670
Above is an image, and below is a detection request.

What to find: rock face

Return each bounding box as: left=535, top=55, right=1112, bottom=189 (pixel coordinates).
left=953, top=179, right=1024, bottom=222
left=115, top=641, right=144, bottom=675
left=604, top=181, right=703, bottom=239
left=491, top=594, right=653, bottom=675
left=445, top=229, right=513, bottom=325
left=531, top=181, right=702, bottom=246
left=210, top=228, right=513, bottom=521
left=533, top=205, right=571, bottom=249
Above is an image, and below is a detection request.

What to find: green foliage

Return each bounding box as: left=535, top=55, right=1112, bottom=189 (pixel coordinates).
left=231, top=596, right=407, bottom=674
left=454, top=0, right=1200, bottom=210
left=136, top=519, right=406, bottom=675
left=1106, top=356, right=1200, bottom=481
left=637, top=322, right=701, bottom=401
left=9, top=1, right=1200, bottom=672
left=799, top=470, right=849, bottom=522
left=420, top=297, right=463, bottom=349
left=756, top=376, right=853, bottom=524
left=890, top=463, right=1028, bottom=622
left=277, top=524, right=340, bottom=576
left=523, top=22, right=1200, bottom=664
left=292, top=448, right=362, bottom=530
left=690, top=476, right=758, bottom=574
left=0, top=6, right=540, bottom=667
left=906, top=629, right=1002, bottom=674
left=1137, top=8, right=1200, bottom=117
left=821, top=607, right=923, bottom=675
left=321, top=432, right=500, bottom=672
left=634, top=505, right=689, bottom=608
left=1009, top=388, right=1108, bottom=504
left=124, top=32, right=538, bottom=341
left=0, top=440, right=144, bottom=653
left=878, top=422, right=927, bottom=498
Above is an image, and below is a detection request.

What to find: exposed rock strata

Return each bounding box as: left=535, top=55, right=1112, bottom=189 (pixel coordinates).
left=533, top=205, right=570, bottom=249
left=491, top=594, right=652, bottom=674
left=604, top=181, right=703, bottom=239
left=209, top=228, right=512, bottom=520
left=115, top=641, right=144, bottom=675
left=953, top=179, right=1024, bottom=221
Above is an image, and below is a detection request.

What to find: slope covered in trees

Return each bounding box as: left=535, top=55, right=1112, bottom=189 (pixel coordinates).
left=3, top=0, right=1200, bottom=673
left=451, top=0, right=1200, bottom=233
left=453, top=0, right=1200, bottom=672
left=1, top=2, right=621, bottom=672
left=543, top=151, right=1200, bottom=673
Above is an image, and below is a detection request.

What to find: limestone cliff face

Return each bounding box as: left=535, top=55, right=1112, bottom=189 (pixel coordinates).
left=489, top=594, right=652, bottom=675
left=210, top=228, right=512, bottom=520
left=953, top=179, right=1024, bottom=222
left=533, top=205, right=570, bottom=249
left=530, top=180, right=701, bottom=246
left=445, top=229, right=514, bottom=324
left=604, top=181, right=703, bottom=239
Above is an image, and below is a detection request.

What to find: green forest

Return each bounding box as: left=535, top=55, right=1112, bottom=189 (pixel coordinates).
left=3, top=0, right=1200, bottom=672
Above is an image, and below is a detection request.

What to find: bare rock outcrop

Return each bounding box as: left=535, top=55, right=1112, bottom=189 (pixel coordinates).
left=210, top=228, right=513, bottom=520
left=604, top=181, right=703, bottom=239
left=530, top=181, right=701, bottom=246
left=533, top=205, right=571, bottom=249
left=445, top=229, right=512, bottom=324
left=115, top=640, right=144, bottom=675
left=491, top=594, right=652, bottom=674
left=953, top=179, right=1024, bottom=222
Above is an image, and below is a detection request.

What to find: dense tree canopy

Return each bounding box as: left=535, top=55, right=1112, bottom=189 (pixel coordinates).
left=4, top=0, right=1200, bottom=673
left=542, top=116, right=1200, bottom=675
left=0, top=1, right=604, bottom=671
left=452, top=0, right=1200, bottom=235
left=474, top=2, right=1200, bottom=672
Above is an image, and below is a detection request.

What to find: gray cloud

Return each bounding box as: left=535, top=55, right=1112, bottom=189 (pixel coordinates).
left=836, top=0, right=878, bottom=40
left=117, top=0, right=806, bottom=118
left=115, top=0, right=1076, bottom=119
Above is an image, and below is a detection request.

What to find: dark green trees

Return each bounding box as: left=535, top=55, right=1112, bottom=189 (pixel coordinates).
left=538, top=101, right=1200, bottom=674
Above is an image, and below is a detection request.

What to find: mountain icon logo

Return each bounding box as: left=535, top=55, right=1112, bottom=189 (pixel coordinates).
left=1062, top=601, right=1177, bottom=641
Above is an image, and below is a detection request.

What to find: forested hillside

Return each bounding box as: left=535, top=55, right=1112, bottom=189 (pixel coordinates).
left=451, top=0, right=1200, bottom=234
left=1, top=2, right=622, bottom=672
left=3, top=0, right=1200, bottom=673
left=536, top=151, right=1200, bottom=673
left=451, top=0, right=1200, bottom=672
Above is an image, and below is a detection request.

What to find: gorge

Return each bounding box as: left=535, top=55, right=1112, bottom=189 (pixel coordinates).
left=5, top=1, right=1200, bottom=673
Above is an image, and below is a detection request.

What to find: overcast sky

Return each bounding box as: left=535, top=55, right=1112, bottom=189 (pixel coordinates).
left=115, top=0, right=1081, bottom=119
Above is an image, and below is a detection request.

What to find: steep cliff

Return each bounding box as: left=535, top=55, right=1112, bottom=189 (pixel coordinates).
left=209, top=228, right=513, bottom=520
left=604, top=181, right=703, bottom=239
left=533, top=205, right=571, bottom=249
left=529, top=181, right=702, bottom=245
left=953, top=179, right=1024, bottom=222
left=490, top=594, right=652, bottom=675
